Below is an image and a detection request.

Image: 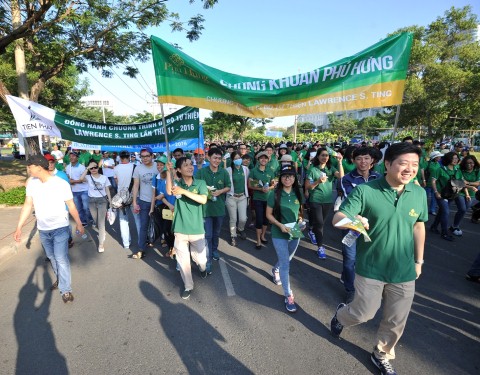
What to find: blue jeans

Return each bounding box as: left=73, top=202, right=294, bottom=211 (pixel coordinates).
left=137, top=199, right=151, bottom=251
left=272, top=237, right=300, bottom=297
left=341, top=229, right=356, bottom=292
left=73, top=190, right=93, bottom=224
left=432, top=196, right=467, bottom=233
left=204, top=215, right=224, bottom=266
left=39, top=226, right=71, bottom=294
left=425, top=187, right=438, bottom=214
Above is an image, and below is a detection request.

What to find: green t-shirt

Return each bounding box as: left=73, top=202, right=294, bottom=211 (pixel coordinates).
left=232, top=166, right=246, bottom=194
left=267, top=189, right=302, bottom=240
left=342, top=159, right=356, bottom=174
left=249, top=167, right=275, bottom=201
left=339, top=177, right=428, bottom=283
left=460, top=169, right=479, bottom=197
left=172, top=178, right=208, bottom=234
left=432, top=166, right=463, bottom=192
left=91, top=153, right=102, bottom=164
left=424, top=161, right=440, bottom=187
left=195, top=167, right=231, bottom=217
left=267, top=156, right=279, bottom=175
left=306, top=165, right=337, bottom=203
left=415, top=157, right=428, bottom=182
left=373, top=162, right=385, bottom=175
left=79, top=152, right=92, bottom=166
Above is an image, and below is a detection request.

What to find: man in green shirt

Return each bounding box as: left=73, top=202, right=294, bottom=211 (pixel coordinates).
left=196, top=148, right=231, bottom=274
left=331, top=142, right=427, bottom=375
left=265, top=143, right=279, bottom=174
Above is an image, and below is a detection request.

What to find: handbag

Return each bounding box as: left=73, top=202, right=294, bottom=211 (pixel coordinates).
left=162, top=208, right=173, bottom=220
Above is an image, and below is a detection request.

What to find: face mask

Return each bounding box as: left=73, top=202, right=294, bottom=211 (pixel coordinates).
left=234, top=159, right=242, bottom=166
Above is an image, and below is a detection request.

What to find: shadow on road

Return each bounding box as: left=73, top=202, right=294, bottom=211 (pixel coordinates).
left=14, top=256, right=68, bottom=375
left=139, top=280, right=254, bottom=375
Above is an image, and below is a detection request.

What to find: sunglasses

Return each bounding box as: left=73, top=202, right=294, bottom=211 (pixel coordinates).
left=89, top=166, right=99, bottom=170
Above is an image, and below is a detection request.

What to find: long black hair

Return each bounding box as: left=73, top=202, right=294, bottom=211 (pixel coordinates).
left=312, top=147, right=331, bottom=169
left=272, top=170, right=303, bottom=223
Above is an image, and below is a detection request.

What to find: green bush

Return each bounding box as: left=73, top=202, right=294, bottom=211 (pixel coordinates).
left=0, top=187, right=26, bottom=206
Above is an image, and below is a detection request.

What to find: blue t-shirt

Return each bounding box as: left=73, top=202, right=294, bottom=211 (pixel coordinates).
left=152, top=174, right=176, bottom=206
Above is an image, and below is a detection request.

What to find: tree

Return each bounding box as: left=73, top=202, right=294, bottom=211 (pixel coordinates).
left=327, top=114, right=358, bottom=138
left=0, top=0, right=218, bottom=103
left=202, top=111, right=269, bottom=140
left=393, top=6, right=480, bottom=139
left=358, top=114, right=390, bottom=137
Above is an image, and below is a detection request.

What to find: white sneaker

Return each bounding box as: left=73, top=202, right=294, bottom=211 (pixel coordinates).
left=98, top=245, right=105, bottom=253
left=452, top=228, right=462, bottom=236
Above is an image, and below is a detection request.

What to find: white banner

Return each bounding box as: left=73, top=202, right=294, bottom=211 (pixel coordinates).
left=71, top=142, right=102, bottom=151
left=6, top=96, right=61, bottom=138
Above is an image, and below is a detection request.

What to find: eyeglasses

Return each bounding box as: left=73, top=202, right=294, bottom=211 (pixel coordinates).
left=281, top=175, right=295, bottom=179
left=140, top=154, right=151, bottom=158
left=89, top=166, right=99, bottom=170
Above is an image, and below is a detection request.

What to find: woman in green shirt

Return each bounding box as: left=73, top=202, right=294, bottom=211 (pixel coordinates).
left=431, top=152, right=468, bottom=240
left=166, top=157, right=208, bottom=300
left=305, top=148, right=343, bottom=259
left=266, top=164, right=303, bottom=313
left=460, top=155, right=480, bottom=218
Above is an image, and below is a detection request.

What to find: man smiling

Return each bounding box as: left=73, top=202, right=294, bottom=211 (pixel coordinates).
left=331, top=142, right=427, bottom=375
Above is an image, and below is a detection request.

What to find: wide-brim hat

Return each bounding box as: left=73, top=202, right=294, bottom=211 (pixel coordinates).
left=429, top=151, right=443, bottom=160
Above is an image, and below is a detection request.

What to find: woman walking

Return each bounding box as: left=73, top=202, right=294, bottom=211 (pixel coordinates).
left=266, top=164, right=303, bottom=313
left=166, top=157, right=208, bottom=300
left=430, top=152, right=468, bottom=240
left=226, top=151, right=250, bottom=246
left=80, top=159, right=112, bottom=253
left=305, top=148, right=343, bottom=259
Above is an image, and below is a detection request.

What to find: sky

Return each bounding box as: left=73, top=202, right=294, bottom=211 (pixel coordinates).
left=83, top=0, right=480, bottom=127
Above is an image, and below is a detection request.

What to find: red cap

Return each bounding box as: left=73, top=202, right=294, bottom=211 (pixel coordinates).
left=194, top=148, right=205, bottom=155
left=44, top=154, right=55, bottom=162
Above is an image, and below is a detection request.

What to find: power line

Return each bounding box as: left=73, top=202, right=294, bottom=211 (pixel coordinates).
left=129, top=59, right=155, bottom=97
left=85, top=71, right=139, bottom=113
left=110, top=68, right=150, bottom=102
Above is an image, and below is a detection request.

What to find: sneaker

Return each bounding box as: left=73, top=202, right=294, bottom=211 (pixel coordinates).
left=429, top=211, right=437, bottom=216
left=441, top=233, right=454, bottom=241
left=284, top=295, right=297, bottom=313
left=308, top=230, right=317, bottom=245
left=50, top=279, right=59, bottom=291
left=62, top=292, right=74, bottom=303
left=317, top=246, right=327, bottom=259
left=330, top=303, right=346, bottom=338
left=206, top=265, right=212, bottom=275
left=98, top=245, right=105, bottom=253
left=81, top=222, right=88, bottom=227
left=238, top=230, right=247, bottom=240
left=449, top=226, right=463, bottom=236
left=272, top=267, right=282, bottom=285
left=345, top=290, right=355, bottom=304
left=465, top=274, right=480, bottom=283
left=371, top=352, right=397, bottom=375
left=230, top=237, right=236, bottom=246
left=212, top=254, right=220, bottom=261
left=200, top=269, right=207, bottom=279
left=181, top=289, right=191, bottom=299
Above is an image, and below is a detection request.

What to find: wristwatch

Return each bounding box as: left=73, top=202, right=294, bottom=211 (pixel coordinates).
left=415, top=260, right=424, bottom=265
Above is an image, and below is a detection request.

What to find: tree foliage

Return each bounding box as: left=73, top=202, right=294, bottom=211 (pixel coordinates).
left=0, top=0, right=218, bottom=103
left=394, top=6, right=480, bottom=139
left=327, top=114, right=358, bottom=138
left=203, top=111, right=271, bottom=140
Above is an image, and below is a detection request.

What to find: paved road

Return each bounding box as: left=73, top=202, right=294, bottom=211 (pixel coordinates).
left=0, top=208, right=479, bottom=375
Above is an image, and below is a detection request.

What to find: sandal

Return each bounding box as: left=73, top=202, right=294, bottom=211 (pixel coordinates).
left=167, top=248, right=176, bottom=259
left=132, top=251, right=145, bottom=259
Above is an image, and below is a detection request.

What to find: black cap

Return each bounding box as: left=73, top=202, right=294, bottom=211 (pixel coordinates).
left=27, top=155, right=49, bottom=169
left=280, top=164, right=296, bottom=176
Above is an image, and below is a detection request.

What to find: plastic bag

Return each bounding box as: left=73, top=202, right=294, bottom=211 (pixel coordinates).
left=107, top=207, right=116, bottom=225
left=147, top=212, right=162, bottom=244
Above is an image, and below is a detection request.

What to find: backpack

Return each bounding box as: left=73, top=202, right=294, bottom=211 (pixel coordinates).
left=440, top=169, right=465, bottom=200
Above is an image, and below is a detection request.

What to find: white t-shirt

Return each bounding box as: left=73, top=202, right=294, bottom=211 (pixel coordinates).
left=86, top=174, right=111, bottom=198
left=51, top=150, right=64, bottom=163
left=65, top=163, right=88, bottom=192
left=114, top=163, right=135, bottom=190
left=101, top=157, right=115, bottom=177
left=26, top=176, right=72, bottom=230
left=133, top=162, right=157, bottom=203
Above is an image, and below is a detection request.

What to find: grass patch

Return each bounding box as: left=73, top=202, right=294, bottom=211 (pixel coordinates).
left=0, top=186, right=26, bottom=206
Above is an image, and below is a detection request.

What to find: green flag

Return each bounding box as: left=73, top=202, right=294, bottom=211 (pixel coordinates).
left=151, top=33, right=413, bottom=117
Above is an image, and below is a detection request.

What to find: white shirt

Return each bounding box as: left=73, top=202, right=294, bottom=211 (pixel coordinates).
left=65, top=163, right=88, bottom=192
left=101, top=157, right=115, bottom=177
left=26, top=176, right=72, bottom=230
left=114, top=163, right=135, bottom=190
left=86, top=174, right=111, bottom=198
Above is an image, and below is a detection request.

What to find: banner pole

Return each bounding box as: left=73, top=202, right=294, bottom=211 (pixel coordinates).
left=159, top=102, right=169, bottom=161
left=391, top=105, right=401, bottom=143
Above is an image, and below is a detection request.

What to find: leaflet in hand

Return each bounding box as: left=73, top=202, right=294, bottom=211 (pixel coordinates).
left=285, top=222, right=305, bottom=239
left=334, top=217, right=371, bottom=242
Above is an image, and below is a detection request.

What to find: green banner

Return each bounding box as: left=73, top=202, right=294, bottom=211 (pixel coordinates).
left=54, top=106, right=199, bottom=146
left=151, top=33, right=413, bottom=117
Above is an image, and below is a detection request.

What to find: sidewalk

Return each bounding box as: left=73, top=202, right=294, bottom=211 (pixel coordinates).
left=0, top=205, right=38, bottom=267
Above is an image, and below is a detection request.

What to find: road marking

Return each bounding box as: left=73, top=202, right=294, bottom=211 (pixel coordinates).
left=219, top=257, right=236, bottom=296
